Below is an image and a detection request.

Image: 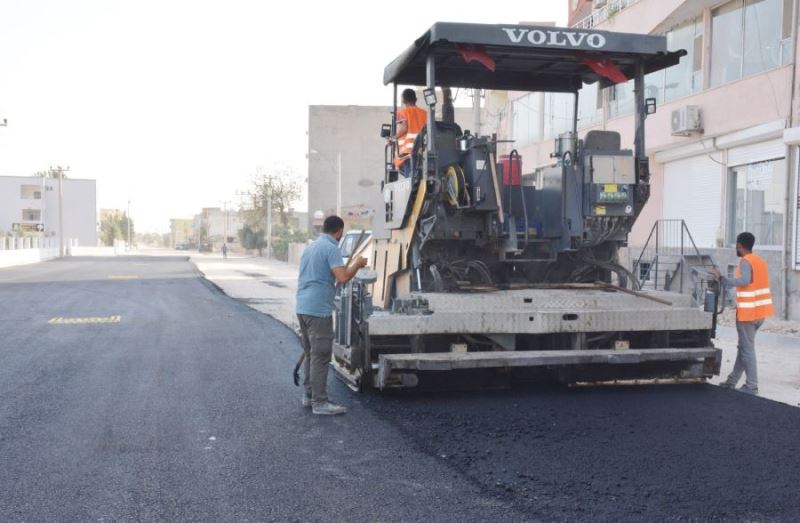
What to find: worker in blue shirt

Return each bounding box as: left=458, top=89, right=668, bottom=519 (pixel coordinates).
left=296, top=215, right=367, bottom=415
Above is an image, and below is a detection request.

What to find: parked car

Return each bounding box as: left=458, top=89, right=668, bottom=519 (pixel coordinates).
left=338, top=230, right=372, bottom=267
left=175, top=243, right=189, bottom=250
left=198, top=242, right=213, bottom=253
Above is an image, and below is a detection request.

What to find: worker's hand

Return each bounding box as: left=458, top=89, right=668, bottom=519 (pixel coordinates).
left=355, top=256, right=368, bottom=269
left=709, top=267, right=721, bottom=280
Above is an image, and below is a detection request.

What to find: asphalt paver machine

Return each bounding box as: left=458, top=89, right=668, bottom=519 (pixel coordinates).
left=333, top=22, right=722, bottom=390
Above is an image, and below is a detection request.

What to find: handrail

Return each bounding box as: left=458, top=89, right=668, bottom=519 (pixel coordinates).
left=633, top=219, right=707, bottom=291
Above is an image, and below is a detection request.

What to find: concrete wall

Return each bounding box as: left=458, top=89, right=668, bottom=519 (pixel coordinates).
left=0, top=237, right=60, bottom=269
left=307, top=104, right=473, bottom=236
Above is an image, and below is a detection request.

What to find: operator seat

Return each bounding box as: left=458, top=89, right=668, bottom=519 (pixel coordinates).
left=584, top=130, right=621, bottom=151
left=410, top=122, right=463, bottom=176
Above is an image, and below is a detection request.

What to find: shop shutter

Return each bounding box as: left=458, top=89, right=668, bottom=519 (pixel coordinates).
left=727, top=139, right=786, bottom=167
left=663, top=155, right=722, bottom=249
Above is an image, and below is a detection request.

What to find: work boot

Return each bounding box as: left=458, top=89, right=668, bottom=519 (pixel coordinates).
left=718, top=381, right=735, bottom=389
left=301, top=395, right=312, bottom=408
left=737, top=385, right=759, bottom=396
left=312, top=402, right=347, bottom=416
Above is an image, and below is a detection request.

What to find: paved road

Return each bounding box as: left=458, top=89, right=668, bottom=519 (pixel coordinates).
left=1, top=256, right=799, bottom=521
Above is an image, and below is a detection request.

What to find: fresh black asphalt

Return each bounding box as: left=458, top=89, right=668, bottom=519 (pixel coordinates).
left=0, top=255, right=798, bottom=521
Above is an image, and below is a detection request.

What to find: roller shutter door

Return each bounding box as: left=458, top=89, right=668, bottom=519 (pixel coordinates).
left=662, top=155, right=722, bottom=249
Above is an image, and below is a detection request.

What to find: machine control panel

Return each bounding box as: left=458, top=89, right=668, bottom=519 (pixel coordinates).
left=585, top=153, right=635, bottom=217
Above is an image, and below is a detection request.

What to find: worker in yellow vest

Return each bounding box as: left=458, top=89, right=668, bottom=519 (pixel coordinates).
left=711, top=232, right=774, bottom=395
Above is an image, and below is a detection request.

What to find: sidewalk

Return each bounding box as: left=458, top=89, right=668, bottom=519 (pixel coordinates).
left=191, top=252, right=300, bottom=331
left=190, top=253, right=799, bottom=407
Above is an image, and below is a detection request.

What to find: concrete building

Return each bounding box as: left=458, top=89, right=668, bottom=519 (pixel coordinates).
left=490, top=0, right=800, bottom=320
left=307, top=104, right=472, bottom=236
left=0, top=175, right=97, bottom=248
left=169, top=218, right=193, bottom=247
left=192, top=207, right=243, bottom=244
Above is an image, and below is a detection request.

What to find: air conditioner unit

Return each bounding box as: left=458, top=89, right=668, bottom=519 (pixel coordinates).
left=671, top=105, right=702, bottom=136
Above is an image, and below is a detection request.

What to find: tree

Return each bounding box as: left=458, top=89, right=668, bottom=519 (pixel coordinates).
left=238, top=224, right=266, bottom=255
left=271, top=224, right=309, bottom=261
left=100, top=211, right=134, bottom=246
left=238, top=168, right=304, bottom=256
left=251, top=170, right=302, bottom=227
left=34, top=165, right=70, bottom=179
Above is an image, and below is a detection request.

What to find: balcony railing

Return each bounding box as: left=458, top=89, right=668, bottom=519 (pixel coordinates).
left=572, top=0, right=643, bottom=30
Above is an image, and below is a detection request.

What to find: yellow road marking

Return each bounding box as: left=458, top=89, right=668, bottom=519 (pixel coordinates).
left=107, top=275, right=138, bottom=280
left=48, top=315, right=122, bottom=325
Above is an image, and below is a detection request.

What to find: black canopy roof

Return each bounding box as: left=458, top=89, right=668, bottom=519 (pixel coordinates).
left=384, top=22, right=685, bottom=92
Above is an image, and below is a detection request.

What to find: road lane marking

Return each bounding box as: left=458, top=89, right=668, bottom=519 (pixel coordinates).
left=48, top=315, right=121, bottom=325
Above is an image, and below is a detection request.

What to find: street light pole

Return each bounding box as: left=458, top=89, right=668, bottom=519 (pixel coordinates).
left=58, top=170, right=64, bottom=256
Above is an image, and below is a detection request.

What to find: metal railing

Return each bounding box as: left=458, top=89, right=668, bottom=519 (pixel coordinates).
left=572, top=0, right=643, bottom=29
left=633, top=219, right=709, bottom=293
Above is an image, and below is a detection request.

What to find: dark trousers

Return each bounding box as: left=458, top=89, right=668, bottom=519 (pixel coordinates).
left=297, top=314, right=333, bottom=405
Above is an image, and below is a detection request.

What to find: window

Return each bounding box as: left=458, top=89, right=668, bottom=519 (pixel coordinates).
left=20, top=185, right=42, bottom=199
left=727, top=158, right=786, bottom=247
left=608, top=79, right=634, bottom=119
left=664, top=18, right=703, bottom=101
left=543, top=92, right=575, bottom=140
left=511, top=93, right=541, bottom=148
left=711, top=0, right=791, bottom=87
left=577, top=82, right=602, bottom=130
left=22, top=209, right=41, bottom=221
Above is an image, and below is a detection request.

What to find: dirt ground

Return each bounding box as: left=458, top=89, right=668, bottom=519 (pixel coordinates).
left=717, top=309, right=800, bottom=336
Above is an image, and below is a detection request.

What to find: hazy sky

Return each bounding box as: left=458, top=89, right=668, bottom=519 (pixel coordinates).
left=0, top=1, right=566, bottom=232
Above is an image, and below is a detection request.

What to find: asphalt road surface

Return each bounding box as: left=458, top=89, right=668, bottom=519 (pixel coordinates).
left=1, top=256, right=799, bottom=522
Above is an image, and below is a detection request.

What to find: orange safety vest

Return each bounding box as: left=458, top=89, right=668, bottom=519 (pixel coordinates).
left=394, top=106, right=427, bottom=168
left=735, top=253, right=774, bottom=322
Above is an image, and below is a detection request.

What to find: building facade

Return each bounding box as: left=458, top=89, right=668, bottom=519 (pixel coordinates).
left=0, top=175, right=97, bottom=247
left=493, top=0, right=800, bottom=320
left=191, top=207, right=243, bottom=245
left=169, top=218, right=193, bottom=247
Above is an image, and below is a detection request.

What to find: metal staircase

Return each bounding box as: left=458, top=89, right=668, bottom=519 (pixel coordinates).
left=632, top=220, right=715, bottom=293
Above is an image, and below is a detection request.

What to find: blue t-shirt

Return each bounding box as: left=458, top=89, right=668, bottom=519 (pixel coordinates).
left=295, top=234, right=344, bottom=317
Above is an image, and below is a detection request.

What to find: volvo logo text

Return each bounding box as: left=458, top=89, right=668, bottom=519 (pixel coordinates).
left=501, top=28, right=607, bottom=49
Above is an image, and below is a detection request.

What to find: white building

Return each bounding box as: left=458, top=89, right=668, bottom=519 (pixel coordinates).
left=0, top=175, right=97, bottom=247
left=192, top=207, right=243, bottom=243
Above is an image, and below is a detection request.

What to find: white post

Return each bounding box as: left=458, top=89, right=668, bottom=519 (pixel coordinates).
left=336, top=151, right=342, bottom=217
left=58, top=170, right=64, bottom=256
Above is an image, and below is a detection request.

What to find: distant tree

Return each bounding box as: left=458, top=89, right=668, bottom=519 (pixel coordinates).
left=136, top=232, right=165, bottom=247
left=34, top=165, right=70, bottom=179
left=251, top=170, right=302, bottom=227
left=238, top=224, right=266, bottom=255
left=100, top=211, right=135, bottom=246
left=271, top=224, right=310, bottom=261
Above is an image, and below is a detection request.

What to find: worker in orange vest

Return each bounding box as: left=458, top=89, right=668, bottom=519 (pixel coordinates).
left=393, top=88, right=427, bottom=177
left=711, top=232, right=774, bottom=395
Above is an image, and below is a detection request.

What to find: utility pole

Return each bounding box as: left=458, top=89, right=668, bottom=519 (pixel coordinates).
left=222, top=201, right=229, bottom=243
left=52, top=166, right=70, bottom=256
left=266, top=176, right=273, bottom=260
left=58, top=170, right=64, bottom=256
left=472, top=88, right=481, bottom=135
